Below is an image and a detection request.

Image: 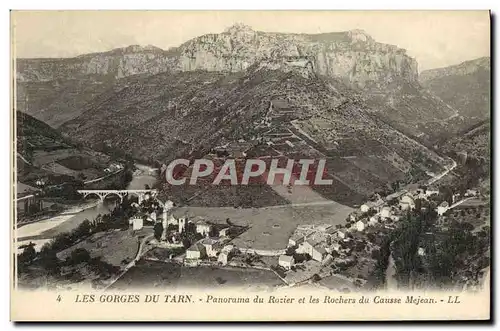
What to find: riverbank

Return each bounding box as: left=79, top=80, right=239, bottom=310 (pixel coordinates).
left=15, top=164, right=158, bottom=254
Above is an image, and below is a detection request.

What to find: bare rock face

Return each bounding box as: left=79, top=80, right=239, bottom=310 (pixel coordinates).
left=175, top=25, right=418, bottom=89
left=17, top=24, right=418, bottom=90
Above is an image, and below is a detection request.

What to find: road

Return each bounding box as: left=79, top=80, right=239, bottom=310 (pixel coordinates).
left=102, top=234, right=154, bottom=291
left=427, top=158, right=457, bottom=185
left=83, top=169, right=123, bottom=185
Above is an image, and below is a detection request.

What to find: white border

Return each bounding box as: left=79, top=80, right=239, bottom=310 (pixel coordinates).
left=2, top=1, right=498, bottom=330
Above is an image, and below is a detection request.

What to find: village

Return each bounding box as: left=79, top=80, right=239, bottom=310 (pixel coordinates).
left=117, top=175, right=486, bottom=292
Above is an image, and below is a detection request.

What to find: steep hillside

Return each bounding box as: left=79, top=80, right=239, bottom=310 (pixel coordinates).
left=59, top=62, right=448, bottom=207
left=442, top=120, right=490, bottom=163
left=16, top=111, right=114, bottom=187
left=16, top=78, right=112, bottom=128
left=17, top=26, right=417, bottom=89
left=16, top=45, right=177, bottom=82
left=420, top=57, right=490, bottom=123
left=441, top=120, right=490, bottom=196
left=18, top=24, right=442, bottom=134
left=362, top=78, right=457, bottom=141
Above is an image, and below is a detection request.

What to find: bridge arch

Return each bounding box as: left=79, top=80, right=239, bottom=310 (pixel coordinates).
left=102, top=192, right=126, bottom=202
left=77, top=189, right=160, bottom=205
left=80, top=192, right=105, bottom=201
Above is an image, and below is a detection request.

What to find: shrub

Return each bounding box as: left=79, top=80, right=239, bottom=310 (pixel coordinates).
left=69, top=248, right=91, bottom=265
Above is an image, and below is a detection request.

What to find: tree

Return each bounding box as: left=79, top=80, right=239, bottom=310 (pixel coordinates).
left=415, top=199, right=422, bottom=211
left=50, top=233, right=74, bottom=252
left=209, top=226, right=219, bottom=238
left=355, top=241, right=366, bottom=252
left=285, top=246, right=296, bottom=256
left=312, top=274, right=321, bottom=282
left=69, top=248, right=91, bottom=265
left=73, top=219, right=92, bottom=239
left=371, top=249, right=381, bottom=260
left=18, top=243, right=36, bottom=265
left=38, top=245, right=61, bottom=275
left=154, top=222, right=164, bottom=241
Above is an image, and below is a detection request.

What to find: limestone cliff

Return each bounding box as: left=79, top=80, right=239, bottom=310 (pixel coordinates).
left=17, top=24, right=418, bottom=89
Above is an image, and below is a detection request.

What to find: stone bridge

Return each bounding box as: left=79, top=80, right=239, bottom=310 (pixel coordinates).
left=77, top=189, right=159, bottom=204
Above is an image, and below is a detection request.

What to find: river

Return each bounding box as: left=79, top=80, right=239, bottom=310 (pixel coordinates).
left=16, top=164, right=158, bottom=253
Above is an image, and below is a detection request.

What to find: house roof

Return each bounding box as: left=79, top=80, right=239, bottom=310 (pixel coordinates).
left=200, top=238, right=218, bottom=246
left=313, top=246, right=327, bottom=254
left=171, top=209, right=195, bottom=219
left=305, top=239, right=320, bottom=247
left=279, top=255, right=294, bottom=263
left=290, top=234, right=304, bottom=241
left=221, top=245, right=234, bottom=253
left=401, top=195, right=415, bottom=203
left=386, top=190, right=407, bottom=201
left=187, top=243, right=205, bottom=252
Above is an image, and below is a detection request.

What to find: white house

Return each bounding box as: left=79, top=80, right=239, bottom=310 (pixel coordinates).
left=218, top=251, right=230, bottom=266
left=355, top=220, right=366, bottom=232
left=331, top=243, right=341, bottom=252
left=186, top=243, right=206, bottom=260
left=201, top=238, right=219, bottom=257
left=195, top=220, right=212, bottom=237
left=437, top=201, right=449, bottom=216
left=278, top=255, right=295, bottom=270
left=288, top=234, right=305, bottom=247
left=465, top=189, right=478, bottom=197
left=322, top=254, right=334, bottom=266
left=399, top=195, right=415, bottom=211
left=218, top=245, right=234, bottom=265
left=312, top=246, right=328, bottom=263
left=390, top=215, right=401, bottom=222
left=219, top=227, right=230, bottom=237
left=178, top=217, right=187, bottom=233
left=417, top=247, right=426, bottom=256
left=425, top=189, right=439, bottom=197
left=380, top=207, right=392, bottom=219
left=302, top=240, right=328, bottom=262
left=368, top=216, right=379, bottom=226
left=336, top=230, right=346, bottom=239
left=360, top=204, right=371, bottom=213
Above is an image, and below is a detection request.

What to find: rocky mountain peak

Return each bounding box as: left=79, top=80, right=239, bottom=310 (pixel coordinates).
left=17, top=25, right=419, bottom=89
left=224, top=23, right=255, bottom=35
left=347, top=29, right=373, bottom=43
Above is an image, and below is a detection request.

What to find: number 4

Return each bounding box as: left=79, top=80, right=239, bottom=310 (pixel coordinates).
left=56, top=295, right=61, bottom=302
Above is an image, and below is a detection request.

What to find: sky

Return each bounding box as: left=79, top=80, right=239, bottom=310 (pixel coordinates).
left=11, top=10, right=490, bottom=71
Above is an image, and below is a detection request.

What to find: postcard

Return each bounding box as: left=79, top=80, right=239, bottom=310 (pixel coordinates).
left=11, top=10, right=491, bottom=321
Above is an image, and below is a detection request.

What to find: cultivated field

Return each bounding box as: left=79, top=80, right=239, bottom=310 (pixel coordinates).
left=110, top=260, right=283, bottom=290
left=57, top=228, right=152, bottom=266
left=174, top=202, right=353, bottom=250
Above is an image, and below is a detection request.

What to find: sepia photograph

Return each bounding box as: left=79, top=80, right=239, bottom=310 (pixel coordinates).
left=10, top=10, right=491, bottom=321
